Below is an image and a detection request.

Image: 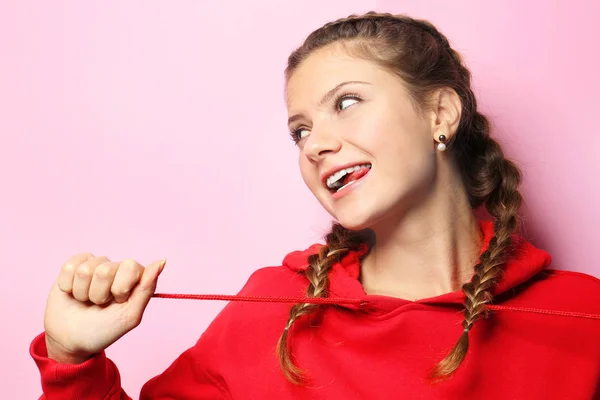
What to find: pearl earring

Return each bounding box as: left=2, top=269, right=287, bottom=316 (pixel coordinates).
left=437, top=134, right=447, bottom=151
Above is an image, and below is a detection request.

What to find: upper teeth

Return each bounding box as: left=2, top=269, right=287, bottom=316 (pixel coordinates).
left=326, top=164, right=371, bottom=189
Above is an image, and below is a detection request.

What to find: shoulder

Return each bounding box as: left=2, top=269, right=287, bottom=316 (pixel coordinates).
left=534, top=269, right=600, bottom=300
left=543, top=269, right=600, bottom=306
left=508, top=268, right=600, bottom=315
left=540, top=269, right=600, bottom=289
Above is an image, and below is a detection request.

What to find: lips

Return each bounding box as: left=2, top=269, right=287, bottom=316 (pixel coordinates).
left=330, top=166, right=371, bottom=200
left=320, top=162, right=372, bottom=190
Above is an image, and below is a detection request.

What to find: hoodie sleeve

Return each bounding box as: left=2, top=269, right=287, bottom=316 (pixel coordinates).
left=30, top=331, right=229, bottom=400
left=30, top=332, right=132, bottom=400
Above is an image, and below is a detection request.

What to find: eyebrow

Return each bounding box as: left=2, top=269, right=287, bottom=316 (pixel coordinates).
left=287, top=80, right=371, bottom=126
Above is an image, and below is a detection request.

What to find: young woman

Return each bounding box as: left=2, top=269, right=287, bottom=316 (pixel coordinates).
left=31, top=12, right=600, bottom=399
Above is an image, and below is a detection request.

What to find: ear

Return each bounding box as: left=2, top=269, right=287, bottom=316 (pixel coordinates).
left=429, top=88, right=462, bottom=143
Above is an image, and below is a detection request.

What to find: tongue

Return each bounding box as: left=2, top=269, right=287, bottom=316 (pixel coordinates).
left=342, top=168, right=369, bottom=186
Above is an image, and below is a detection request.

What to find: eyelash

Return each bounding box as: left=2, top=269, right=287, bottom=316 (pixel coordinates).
left=289, top=92, right=362, bottom=144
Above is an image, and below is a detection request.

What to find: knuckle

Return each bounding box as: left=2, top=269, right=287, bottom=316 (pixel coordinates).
left=121, top=258, right=139, bottom=269
left=120, top=259, right=142, bottom=275
left=94, top=265, right=113, bottom=280
left=76, top=263, right=93, bottom=278
left=62, top=262, right=76, bottom=274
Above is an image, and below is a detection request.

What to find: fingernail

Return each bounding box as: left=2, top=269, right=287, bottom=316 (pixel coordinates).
left=158, top=259, right=167, bottom=273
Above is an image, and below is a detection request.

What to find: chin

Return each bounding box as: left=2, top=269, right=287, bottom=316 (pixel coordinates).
left=332, top=207, right=380, bottom=232
left=315, top=188, right=386, bottom=232
left=330, top=192, right=412, bottom=234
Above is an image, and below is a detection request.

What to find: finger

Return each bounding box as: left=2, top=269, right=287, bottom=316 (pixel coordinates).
left=111, top=259, right=144, bottom=303
left=88, top=261, right=119, bottom=305
left=57, top=252, right=94, bottom=293
left=72, top=256, right=110, bottom=302
left=128, top=259, right=167, bottom=315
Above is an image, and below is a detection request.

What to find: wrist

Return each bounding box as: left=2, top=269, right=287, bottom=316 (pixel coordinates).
left=45, top=335, right=94, bottom=365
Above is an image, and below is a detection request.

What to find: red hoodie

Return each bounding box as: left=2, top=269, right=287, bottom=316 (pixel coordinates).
left=31, top=219, right=600, bottom=399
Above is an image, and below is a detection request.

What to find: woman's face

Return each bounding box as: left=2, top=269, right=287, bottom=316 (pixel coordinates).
left=286, top=44, right=439, bottom=231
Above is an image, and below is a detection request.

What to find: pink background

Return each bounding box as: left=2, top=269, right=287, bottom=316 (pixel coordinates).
left=1, top=1, right=598, bottom=397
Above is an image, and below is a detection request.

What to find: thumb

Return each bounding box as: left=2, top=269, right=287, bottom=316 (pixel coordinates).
left=128, top=259, right=166, bottom=313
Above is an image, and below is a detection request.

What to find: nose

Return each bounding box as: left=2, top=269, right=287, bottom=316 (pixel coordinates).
left=303, top=128, right=342, bottom=163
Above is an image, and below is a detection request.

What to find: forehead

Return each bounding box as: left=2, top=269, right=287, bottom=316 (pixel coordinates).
left=286, top=44, right=386, bottom=108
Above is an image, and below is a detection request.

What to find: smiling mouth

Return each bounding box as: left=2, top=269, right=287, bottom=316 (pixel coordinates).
left=325, top=164, right=372, bottom=193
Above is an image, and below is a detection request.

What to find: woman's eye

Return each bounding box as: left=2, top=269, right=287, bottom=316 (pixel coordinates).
left=297, top=129, right=310, bottom=139
left=290, top=127, right=310, bottom=143
left=337, top=96, right=360, bottom=111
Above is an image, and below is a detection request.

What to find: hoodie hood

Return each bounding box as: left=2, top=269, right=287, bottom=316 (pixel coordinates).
left=282, top=219, right=552, bottom=311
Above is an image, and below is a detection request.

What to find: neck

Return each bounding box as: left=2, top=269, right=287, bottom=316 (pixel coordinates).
left=360, top=174, right=483, bottom=301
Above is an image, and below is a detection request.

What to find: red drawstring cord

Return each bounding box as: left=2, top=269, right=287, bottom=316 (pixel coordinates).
left=152, top=293, right=363, bottom=305
left=152, top=293, right=600, bottom=320
left=485, top=304, right=600, bottom=320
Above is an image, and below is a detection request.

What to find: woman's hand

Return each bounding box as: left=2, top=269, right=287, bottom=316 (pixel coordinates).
left=43, top=253, right=166, bottom=363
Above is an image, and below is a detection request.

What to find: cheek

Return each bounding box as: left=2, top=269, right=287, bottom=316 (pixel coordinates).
left=298, top=154, right=336, bottom=215
left=298, top=154, right=319, bottom=192
left=365, top=107, right=434, bottom=181
left=375, top=102, right=431, bottom=152
left=343, top=103, right=416, bottom=152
